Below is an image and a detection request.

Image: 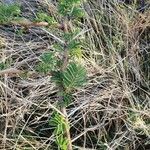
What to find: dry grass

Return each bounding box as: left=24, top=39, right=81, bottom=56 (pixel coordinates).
left=0, top=0, right=150, bottom=150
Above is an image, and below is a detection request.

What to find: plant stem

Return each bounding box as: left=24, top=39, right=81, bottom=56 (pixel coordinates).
left=59, top=19, right=73, bottom=150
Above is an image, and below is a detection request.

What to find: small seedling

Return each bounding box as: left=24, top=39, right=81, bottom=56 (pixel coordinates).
left=36, top=0, right=86, bottom=149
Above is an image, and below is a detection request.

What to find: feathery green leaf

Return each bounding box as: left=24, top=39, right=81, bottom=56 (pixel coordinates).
left=63, top=62, right=86, bottom=91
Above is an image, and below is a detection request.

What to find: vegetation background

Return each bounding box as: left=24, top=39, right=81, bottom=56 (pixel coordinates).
left=0, top=0, right=150, bottom=149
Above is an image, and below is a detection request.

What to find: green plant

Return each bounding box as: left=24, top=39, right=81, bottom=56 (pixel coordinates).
left=49, top=112, right=70, bottom=150
left=36, top=0, right=86, bottom=149
left=127, top=110, right=150, bottom=136
left=58, top=0, right=84, bottom=18
left=36, top=52, right=57, bottom=74
left=35, top=12, right=57, bottom=25
left=0, top=62, right=8, bottom=70
left=0, top=3, right=21, bottom=24
left=0, top=62, right=6, bottom=70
